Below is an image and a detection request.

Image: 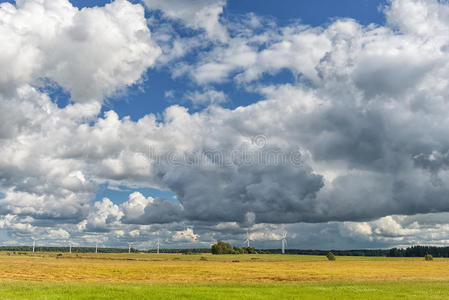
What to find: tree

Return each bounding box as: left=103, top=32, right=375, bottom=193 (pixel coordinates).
left=211, top=240, right=233, bottom=254
left=425, top=254, right=433, bottom=261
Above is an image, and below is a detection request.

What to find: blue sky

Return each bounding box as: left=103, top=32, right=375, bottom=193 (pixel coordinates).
left=63, top=0, right=387, bottom=25
left=227, top=0, right=386, bottom=26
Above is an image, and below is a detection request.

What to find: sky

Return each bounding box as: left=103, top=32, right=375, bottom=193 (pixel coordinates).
left=1, top=0, right=449, bottom=251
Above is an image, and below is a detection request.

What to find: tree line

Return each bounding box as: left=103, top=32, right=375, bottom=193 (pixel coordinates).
left=263, top=249, right=389, bottom=256
left=2, top=244, right=449, bottom=257
left=0, top=246, right=135, bottom=253
left=0, top=246, right=210, bottom=254
left=388, top=246, right=449, bottom=257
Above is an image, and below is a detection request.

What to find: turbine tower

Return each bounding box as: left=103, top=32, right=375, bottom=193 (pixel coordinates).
left=281, top=232, right=287, bottom=254
left=244, top=230, right=251, bottom=248
left=155, top=238, right=160, bottom=254
left=69, top=241, right=72, bottom=253
left=95, top=241, right=98, bottom=254
left=128, top=242, right=132, bottom=254
left=32, top=238, right=36, bottom=253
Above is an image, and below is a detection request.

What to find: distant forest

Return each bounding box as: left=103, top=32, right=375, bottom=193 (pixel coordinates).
left=266, top=246, right=449, bottom=257
left=387, top=246, right=449, bottom=257
left=1, top=245, right=448, bottom=257
left=0, top=246, right=209, bottom=254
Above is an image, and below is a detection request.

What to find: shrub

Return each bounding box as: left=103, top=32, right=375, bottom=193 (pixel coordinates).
left=200, top=256, right=207, bottom=261
left=425, top=254, right=433, bottom=261
left=327, top=252, right=336, bottom=261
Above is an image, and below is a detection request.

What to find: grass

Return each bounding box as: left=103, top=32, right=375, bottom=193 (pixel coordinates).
left=1, top=252, right=449, bottom=299
left=1, top=281, right=449, bottom=299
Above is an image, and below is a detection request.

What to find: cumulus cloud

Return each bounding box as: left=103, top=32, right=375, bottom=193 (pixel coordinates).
left=120, top=191, right=184, bottom=224
left=0, top=0, right=160, bottom=101
left=120, top=192, right=154, bottom=223
left=80, top=198, right=123, bottom=232
left=385, top=0, right=449, bottom=37
left=0, top=86, right=97, bottom=222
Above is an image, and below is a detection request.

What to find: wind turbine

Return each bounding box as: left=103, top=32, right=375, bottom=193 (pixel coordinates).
left=155, top=238, right=160, bottom=254
left=281, top=232, right=287, bottom=254
left=244, top=230, right=251, bottom=248
left=128, top=242, right=132, bottom=254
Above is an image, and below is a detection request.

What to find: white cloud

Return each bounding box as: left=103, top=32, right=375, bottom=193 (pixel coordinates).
left=143, top=0, right=228, bottom=42
left=121, top=192, right=154, bottom=223
left=185, top=24, right=331, bottom=85
left=385, top=0, right=449, bottom=37
left=0, top=0, right=161, bottom=101
left=172, top=227, right=199, bottom=242
left=185, top=88, right=227, bottom=106
left=341, top=222, right=373, bottom=238
left=47, top=228, right=70, bottom=240
left=81, top=198, right=123, bottom=232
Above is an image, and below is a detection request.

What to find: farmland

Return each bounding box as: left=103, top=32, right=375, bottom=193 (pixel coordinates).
left=1, top=252, right=449, bottom=299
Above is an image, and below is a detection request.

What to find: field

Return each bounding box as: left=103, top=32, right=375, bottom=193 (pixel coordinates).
left=1, top=252, right=449, bottom=299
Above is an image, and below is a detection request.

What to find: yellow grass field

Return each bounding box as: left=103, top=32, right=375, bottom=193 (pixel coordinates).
left=1, top=252, right=449, bottom=283
left=2, top=252, right=449, bottom=299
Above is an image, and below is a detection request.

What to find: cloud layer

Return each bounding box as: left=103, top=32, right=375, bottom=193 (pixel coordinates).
left=1, top=0, right=449, bottom=249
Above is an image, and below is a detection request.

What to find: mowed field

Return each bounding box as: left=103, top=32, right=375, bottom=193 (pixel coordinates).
left=1, top=252, right=449, bottom=299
